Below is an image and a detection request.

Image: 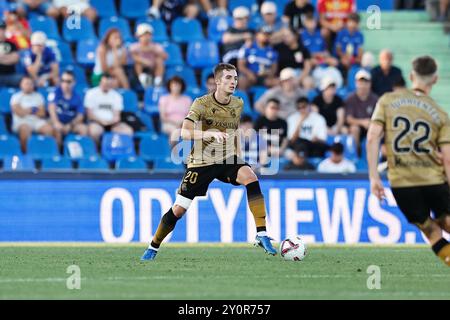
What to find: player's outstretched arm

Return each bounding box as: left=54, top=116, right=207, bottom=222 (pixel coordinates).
left=180, top=119, right=229, bottom=142
left=366, top=122, right=386, bottom=201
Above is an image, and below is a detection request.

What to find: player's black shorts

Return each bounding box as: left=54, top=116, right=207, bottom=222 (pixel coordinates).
left=178, top=156, right=250, bottom=200
left=391, top=183, right=450, bottom=224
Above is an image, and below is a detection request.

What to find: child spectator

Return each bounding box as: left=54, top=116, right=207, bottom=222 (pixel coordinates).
left=92, top=28, right=129, bottom=89
left=317, top=142, right=356, bottom=173
left=22, top=31, right=59, bottom=87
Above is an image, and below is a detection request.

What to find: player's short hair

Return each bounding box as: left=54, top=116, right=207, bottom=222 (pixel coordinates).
left=412, top=56, right=437, bottom=85
left=214, top=63, right=237, bottom=80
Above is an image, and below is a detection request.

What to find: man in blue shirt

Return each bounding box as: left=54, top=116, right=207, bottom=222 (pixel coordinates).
left=301, top=14, right=338, bottom=68
left=48, top=70, right=87, bottom=147
left=335, top=13, right=364, bottom=70
left=22, top=31, right=59, bottom=88
left=237, top=26, right=279, bottom=90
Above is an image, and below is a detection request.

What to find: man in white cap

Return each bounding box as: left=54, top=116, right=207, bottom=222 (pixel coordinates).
left=345, top=69, right=379, bottom=155
left=255, top=67, right=307, bottom=119
left=130, top=23, right=168, bottom=88
left=222, top=6, right=253, bottom=66
left=259, top=1, right=285, bottom=44
left=22, top=31, right=59, bottom=87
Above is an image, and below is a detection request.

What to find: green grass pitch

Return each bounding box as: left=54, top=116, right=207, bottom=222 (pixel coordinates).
left=0, top=243, right=449, bottom=299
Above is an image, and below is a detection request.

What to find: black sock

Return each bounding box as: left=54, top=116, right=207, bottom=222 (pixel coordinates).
left=432, top=238, right=449, bottom=255
left=151, top=208, right=180, bottom=248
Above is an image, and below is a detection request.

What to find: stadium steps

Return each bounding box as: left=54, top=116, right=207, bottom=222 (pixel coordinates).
left=360, top=11, right=450, bottom=111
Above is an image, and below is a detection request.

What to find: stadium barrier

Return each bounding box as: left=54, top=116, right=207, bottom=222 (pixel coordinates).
left=0, top=172, right=446, bottom=243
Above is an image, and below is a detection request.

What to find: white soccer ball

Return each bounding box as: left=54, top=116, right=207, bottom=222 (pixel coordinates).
left=280, top=236, right=307, bottom=261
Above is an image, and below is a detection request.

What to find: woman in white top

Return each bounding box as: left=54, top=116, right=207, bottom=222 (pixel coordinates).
left=93, top=28, right=130, bottom=89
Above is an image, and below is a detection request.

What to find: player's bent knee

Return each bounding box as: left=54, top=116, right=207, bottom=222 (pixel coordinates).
left=237, top=166, right=258, bottom=185
left=173, top=194, right=192, bottom=217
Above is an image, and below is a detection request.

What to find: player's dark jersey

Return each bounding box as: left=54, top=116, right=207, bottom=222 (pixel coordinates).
left=371, top=88, right=450, bottom=187
left=185, top=92, right=244, bottom=168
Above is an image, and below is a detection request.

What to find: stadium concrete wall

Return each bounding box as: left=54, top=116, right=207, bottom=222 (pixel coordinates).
left=0, top=173, right=445, bottom=244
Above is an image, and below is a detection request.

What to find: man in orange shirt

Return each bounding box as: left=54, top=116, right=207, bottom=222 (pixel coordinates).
left=317, top=0, right=356, bottom=51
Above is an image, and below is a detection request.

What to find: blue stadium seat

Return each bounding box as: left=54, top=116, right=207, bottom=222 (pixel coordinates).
left=307, top=89, right=319, bottom=102
left=78, top=156, right=109, bottom=171
left=117, top=89, right=139, bottom=113
left=120, top=0, right=150, bottom=19
left=355, top=158, right=368, bottom=171
left=139, top=134, right=171, bottom=161
left=46, top=40, right=74, bottom=64
left=162, top=42, right=184, bottom=67
left=357, top=0, right=394, bottom=11
left=228, top=0, right=258, bottom=13
left=0, top=88, right=18, bottom=114
left=200, top=67, right=214, bottom=90
left=62, top=16, right=97, bottom=43
left=136, top=18, right=169, bottom=42
left=336, top=86, right=349, bottom=100
left=99, top=16, right=133, bottom=42
left=0, top=115, right=6, bottom=134
left=2, top=155, right=35, bottom=172
left=116, top=156, right=147, bottom=171
left=250, top=86, right=267, bottom=104
left=331, top=135, right=358, bottom=160
left=309, top=157, right=323, bottom=169
left=171, top=18, right=204, bottom=43
left=90, top=0, right=117, bottom=18
left=0, top=134, right=21, bottom=157
left=64, top=135, right=97, bottom=160
left=185, top=87, right=204, bottom=101
left=165, top=65, right=198, bottom=89
left=143, top=86, right=168, bottom=114
left=187, top=40, right=220, bottom=69
left=41, top=156, right=73, bottom=171
left=276, top=0, right=290, bottom=16
left=207, top=16, right=232, bottom=43
left=76, top=39, right=99, bottom=68
left=234, top=90, right=255, bottom=116
left=29, top=15, right=60, bottom=40
left=101, top=133, right=136, bottom=162
left=135, top=110, right=155, bottom=132
left=27, top=135, right=59, bottom=160
left=153, top=157, right=184, bottom=171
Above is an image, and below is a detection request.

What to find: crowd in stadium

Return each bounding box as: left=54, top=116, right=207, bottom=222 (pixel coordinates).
left=0, top=0, right=446, bottom=172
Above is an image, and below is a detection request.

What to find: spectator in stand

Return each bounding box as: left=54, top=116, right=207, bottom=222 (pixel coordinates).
left=345, top=69, right=378, bottom=156
left=283, top=147, right=315, bottom=171
left=237, top=26, right=279, bottom=90
left=317, top=142, right=356, bottom=173
left=148, top=0, right=228, bottom=22
left=317, top=0, right=356, bottom=51
left=301, top=14, right=339, bottom=68
left=222, top=6, right=253, bottom=66
left=51, top=0, right=97, bottom=22
left=287, top=96, right=328, bottom=158
left=371, top=49, right=403, bottom=96
left=392, top=75, right=406, bottom=91
left=22, top=31, right=59, bottom=88
left=312, top=76, right=346, bottom=135
left=274, top=28, right=312, bottom=86
left=4, top=4, right=31, bottom=50
left=255, top=67, right=307, bottom=119
left=254, top=98, right=288, bottom=158
left=335, top=13, right=363, bottom=74
left=130, top=23, right=168, bottom=89
left=283, top=0, right=315, bottom=33
left=84, top=73, right=133, bottom=146
left=16, top=0, right=59, bottom=18
left=205, top=73, right=216, bottom=93
left=10, top=76, right=54, bottom=153
left=92, top=28, right=129, bottom=89
left=0, top=21, right=22, bottom=88
left=48, top=70, right=88, bottom=147
left=258, top=1, right=285, bottom=45
left=159, top=76, right=192, bottom=141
